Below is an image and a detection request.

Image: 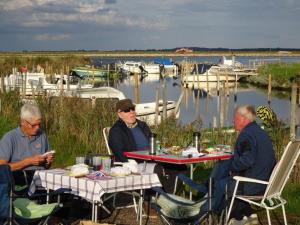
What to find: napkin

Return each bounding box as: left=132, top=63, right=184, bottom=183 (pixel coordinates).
left=182, top=147, right=205, bottom=157
left=123, top=159, right=139, bottom=173
left=69, top=164, right=89, bottom=177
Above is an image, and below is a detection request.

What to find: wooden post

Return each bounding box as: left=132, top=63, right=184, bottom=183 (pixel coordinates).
left=234, top=74, right=238, bottom=102
left=268, top=74, right=272, bottom=105
left=134, top=73, right=139, bottom=104
left=0, top=74, right=4, bottom=93
left=192, top=64, right=195, bottom=89
left=195, top=88, right=200, bottom=116
left=219, top=85, right=225, bottom=128
left=290, top=82, right=297, bottom=139
left=107, top=64, right=110, bottom=86
left=206, top=69, right=209, bottom=94
left=175, top=90, right=184, bottom=117
left=60, top=71, right=64, bottom=95
left=225, top=74, right=229, bottom=97
left=66, top=65, right=70, bottom=91
left=162, top=78, right=167, bottom=121
left=155, top=87, right=160, bottom=126
left=23, top=68, right=27, bottom=98
left=196, top=63, right=200, bottom=90
left=217, top=69, right=220, bottom=96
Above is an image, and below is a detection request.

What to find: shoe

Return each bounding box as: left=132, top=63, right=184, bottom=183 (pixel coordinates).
left=244, top=214, right=258, bottom=225
left=228, top=217, right=248, bottom=225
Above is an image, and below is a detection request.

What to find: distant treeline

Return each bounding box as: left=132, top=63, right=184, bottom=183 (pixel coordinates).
left=1, top=47, right=300, bottom=53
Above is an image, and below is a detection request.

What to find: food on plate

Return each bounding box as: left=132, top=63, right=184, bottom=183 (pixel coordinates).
left=201, top=147, right=215, bottom=154
left=68, top=164, right=89, bottom=177
left=167, top=146, right=184, bottom=155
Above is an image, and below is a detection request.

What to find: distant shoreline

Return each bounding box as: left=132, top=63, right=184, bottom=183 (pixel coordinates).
left=1, top=51, right=300, bottom=57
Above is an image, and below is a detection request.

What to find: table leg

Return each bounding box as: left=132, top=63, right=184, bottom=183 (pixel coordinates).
left=95, top=201, right=98, bottom=222
left=46, top=189, right=49, bottom=203
left=92, top=201, right=95, bottom=222
left=189, top=164, right=193, bottom=200
left=139, top=189, right=143, bottom=225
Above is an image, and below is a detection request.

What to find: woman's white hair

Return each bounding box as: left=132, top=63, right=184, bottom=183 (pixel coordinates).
left=20, top=103, right=42, bottom=121
left=235, top=105, right=256, bottom=122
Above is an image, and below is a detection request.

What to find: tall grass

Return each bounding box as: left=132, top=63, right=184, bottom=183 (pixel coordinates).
left=254, top=62, right=300, bottom=88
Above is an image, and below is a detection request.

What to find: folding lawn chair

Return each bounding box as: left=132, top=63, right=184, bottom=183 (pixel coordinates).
left=102, top=127, right=140, bottom=217
left=0, top=164, right=70, bottom=225
left=226, top=138, right=300, bottom=225
left=151, top=173, right=223, bottom=225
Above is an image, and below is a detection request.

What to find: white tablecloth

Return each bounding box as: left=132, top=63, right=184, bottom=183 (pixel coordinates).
left=29, top=169, right=161, bottom=202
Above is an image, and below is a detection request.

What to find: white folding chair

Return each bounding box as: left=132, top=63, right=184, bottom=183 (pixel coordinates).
left=103, top=127, right=112, bottom=155
left=102, top=126, right=140, bottom=217
left=226, top=139, right=300, bottom=225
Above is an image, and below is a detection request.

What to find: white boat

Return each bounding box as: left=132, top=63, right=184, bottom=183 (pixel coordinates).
left=67, top=86, right=180, bottom=125
left=117, top=61, right=143, bottom=74
left=143, top=64, right=161, bottom=74
left=182, top=64, right=240, bottom=83
left=4, top=72, right=92, bottom=95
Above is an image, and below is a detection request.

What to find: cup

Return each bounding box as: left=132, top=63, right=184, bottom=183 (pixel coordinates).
left=102, top=157, right=111, bottom=173
left=76, top=156, right=85, bottom=164
left=92, top=156, right=102, bottom=171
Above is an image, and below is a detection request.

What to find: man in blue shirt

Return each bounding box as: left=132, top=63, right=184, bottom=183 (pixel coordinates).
left=0, top=103, right=54, bottom=183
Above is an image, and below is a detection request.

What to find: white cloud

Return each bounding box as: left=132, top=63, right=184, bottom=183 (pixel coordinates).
left=34, top=33, right=70, bottom=41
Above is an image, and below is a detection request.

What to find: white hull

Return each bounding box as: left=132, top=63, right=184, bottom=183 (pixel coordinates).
left=143, top=64, right=160, bottom=74
left=183, top=73, right=238, bottom=83
left=136, top=100, right=179, bottom=126
left=118, top=61, right=142, bottom=74
left=4, top=73, right=92, bottom=95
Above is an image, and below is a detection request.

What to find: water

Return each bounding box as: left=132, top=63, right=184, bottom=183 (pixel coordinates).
left=92, top=56, right=300, bottom=128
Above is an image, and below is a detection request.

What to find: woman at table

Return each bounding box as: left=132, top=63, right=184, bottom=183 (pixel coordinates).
left=109, top=98, right=186, bottom=193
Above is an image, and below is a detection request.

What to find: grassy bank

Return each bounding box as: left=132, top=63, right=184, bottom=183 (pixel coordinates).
left=0, top=91, right=299, bottom=219
left=247, top=62, right=300, bottom=89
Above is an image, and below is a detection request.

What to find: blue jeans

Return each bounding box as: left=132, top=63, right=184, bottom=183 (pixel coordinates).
left=201, top=159, right=233, bottom=213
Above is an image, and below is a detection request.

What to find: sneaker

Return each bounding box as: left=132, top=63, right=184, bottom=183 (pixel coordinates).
left=228, top=217, right=248, bottom=225
left=244, top=214, right=258, bottom=225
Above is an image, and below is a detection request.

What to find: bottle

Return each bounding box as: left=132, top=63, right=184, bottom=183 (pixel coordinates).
left=193, top=132, right=201, bottom=151
left=156, top=140, right=161, bottom=155
left=149, top=133, right=157, bottom=155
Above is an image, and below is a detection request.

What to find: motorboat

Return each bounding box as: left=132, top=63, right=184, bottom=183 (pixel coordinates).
left=67, top=86, right=180, bottom=125
left=117, top=61, right=144, bottom=74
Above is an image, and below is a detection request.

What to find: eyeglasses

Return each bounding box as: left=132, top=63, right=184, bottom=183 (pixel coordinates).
left=122, top=107, right=135, bottom=113
left=25, top=120, right=41, bottom=128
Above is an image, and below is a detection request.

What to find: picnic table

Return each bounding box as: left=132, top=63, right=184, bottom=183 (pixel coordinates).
left=29, top=169, right=161, bottom=224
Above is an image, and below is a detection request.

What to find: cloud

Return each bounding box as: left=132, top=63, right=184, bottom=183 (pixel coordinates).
left=34, top=33, right=70, bottom=41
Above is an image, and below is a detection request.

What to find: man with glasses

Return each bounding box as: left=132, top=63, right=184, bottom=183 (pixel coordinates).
left=109, top=98, right=151, bottom=162
left=0, top=103, right=54, bottom=183
left=109, top=98, right=186, bottom=194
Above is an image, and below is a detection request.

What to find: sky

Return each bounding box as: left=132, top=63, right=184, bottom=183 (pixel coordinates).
left=0, top=0, right=300, bottom=51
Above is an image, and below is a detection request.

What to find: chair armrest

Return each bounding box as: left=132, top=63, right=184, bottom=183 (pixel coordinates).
left=151, top=187, right=198, bottom=206
left=177, top=173, right=208, bottom=194
left=27, top=188, right=72, bottom=199
left=233, top=176, right=269, bottom=185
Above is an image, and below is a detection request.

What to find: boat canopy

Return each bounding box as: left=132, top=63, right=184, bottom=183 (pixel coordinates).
left=192, top=64, right=213, bottom=75
left=154, top=58, right=173, bottom=65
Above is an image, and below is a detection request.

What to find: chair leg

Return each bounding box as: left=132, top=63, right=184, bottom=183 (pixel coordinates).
left=225, top=180, right=240, bottom=224
left=266, top=209, right=272, bottom=225
left=282, top=204, right=287, bottom=225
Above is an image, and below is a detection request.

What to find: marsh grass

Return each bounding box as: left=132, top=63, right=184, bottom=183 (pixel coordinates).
left=255, top=62, right=300, bottom=88
left=0, top=55, right=90, bottom=76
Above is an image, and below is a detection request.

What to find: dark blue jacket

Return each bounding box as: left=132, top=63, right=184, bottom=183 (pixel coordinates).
left=229, top=122, right=276, bottom=195
left=108, top=119, right=151, bottom=162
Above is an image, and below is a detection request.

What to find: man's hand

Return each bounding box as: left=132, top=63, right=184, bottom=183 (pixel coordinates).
left=29, top=155, right=46, bottom=166
left=45, top=153, right=55, bottom=165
